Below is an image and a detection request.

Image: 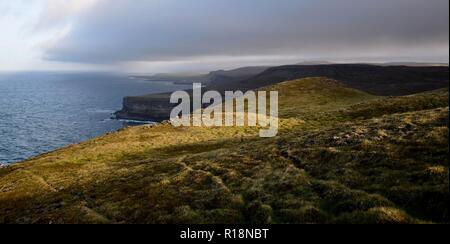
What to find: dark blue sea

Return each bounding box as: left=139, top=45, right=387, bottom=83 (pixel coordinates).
left=0, top=72, right=190, bottom=164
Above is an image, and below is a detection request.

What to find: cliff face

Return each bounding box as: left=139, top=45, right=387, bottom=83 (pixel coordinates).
left=115, top=93, right=175, bottom=121
left=115, top=66, right=270, bottom=121
left=115, top=64, right=449, bottom=121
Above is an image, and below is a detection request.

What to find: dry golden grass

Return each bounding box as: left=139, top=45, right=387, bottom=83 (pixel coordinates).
left=0, top=77, right=448, bottom=224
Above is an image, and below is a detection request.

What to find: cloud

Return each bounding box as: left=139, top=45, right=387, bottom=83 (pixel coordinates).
left=41, top=0, right=449, bottom=65
left=34, top=0, right=100, bottom=31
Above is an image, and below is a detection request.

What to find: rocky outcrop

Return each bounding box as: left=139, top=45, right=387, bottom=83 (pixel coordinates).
left=114, top=93, right=175, bottom=122
left=115, top=66, right=271, bottom=121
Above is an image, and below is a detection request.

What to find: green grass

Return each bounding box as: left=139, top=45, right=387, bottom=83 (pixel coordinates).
left=0, top=77, right=448, bottom=224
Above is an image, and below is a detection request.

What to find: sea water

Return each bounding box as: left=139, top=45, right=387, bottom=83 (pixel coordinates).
left=0, top=72, right=190, bottom=164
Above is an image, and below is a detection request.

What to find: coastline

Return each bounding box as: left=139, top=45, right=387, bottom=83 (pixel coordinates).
left=114, top=64, right=450, bottom=122
left=113, top=92, right=179, bottom=122
left=1, top=117, right=158, bottom=166
left=114, top=108, right=169, bottom=122
left=1, top=77, right=448, bottom=224
left=0, top=72, right=191, bottom=167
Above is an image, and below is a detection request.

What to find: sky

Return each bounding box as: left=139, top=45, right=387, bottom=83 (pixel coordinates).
left=0, top=0, right=448, bottom=73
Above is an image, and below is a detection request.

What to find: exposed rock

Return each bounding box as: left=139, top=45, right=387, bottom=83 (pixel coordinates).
left=114, top=93, right=175, bottom=122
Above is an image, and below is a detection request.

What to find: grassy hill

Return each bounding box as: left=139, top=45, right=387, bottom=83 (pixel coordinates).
left=116, top=64, right=449, bottom=121
left=0, top=77, right=448, bottom=224
left=241, top=64, right=449, bottom=95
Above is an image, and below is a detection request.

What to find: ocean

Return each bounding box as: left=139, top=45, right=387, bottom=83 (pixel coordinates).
left=0, top=72, right=190, bottom=164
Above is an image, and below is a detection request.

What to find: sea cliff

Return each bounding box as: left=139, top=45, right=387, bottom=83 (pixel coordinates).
left=115, top=93, right=174, bottom=121
left=115, top=64, right=449, bottom=121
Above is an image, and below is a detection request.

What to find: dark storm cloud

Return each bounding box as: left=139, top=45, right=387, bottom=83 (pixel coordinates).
left=43, top=0, right=449, bottom=63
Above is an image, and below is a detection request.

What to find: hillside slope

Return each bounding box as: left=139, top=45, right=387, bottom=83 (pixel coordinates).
left=240, top=64, right=449, bottom=95
left=0, top=78, right=448, bottom=224
left=116, top=64, right=449, bottom=121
